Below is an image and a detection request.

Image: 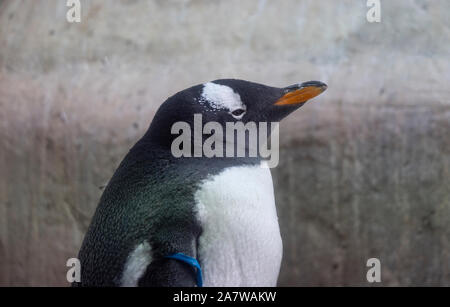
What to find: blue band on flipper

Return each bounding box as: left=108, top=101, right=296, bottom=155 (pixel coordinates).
left=165, top=253, right=203, bottom=287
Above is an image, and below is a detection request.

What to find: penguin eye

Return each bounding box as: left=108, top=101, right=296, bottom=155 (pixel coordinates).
left=231, top=109, right=246, bottom=118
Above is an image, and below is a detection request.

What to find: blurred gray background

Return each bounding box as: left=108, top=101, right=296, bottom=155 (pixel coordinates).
left=0, top=0, right=449, bottom=286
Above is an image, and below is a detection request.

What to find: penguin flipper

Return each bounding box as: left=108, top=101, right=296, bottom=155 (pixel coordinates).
left=137, top=257, right=197, bottom=287
left=136, top=222, right=201, bottom=287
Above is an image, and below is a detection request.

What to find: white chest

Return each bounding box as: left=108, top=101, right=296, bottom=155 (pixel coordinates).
left=195, top=163, right=283, bottom=286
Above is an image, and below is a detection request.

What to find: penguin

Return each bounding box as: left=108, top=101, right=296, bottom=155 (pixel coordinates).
left=74, top=79, right=327, bottom=287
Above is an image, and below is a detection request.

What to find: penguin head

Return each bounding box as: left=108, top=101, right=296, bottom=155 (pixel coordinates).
left=193, top=79, right=327, bottom=123
left=146, top=79, right=327, bottom=152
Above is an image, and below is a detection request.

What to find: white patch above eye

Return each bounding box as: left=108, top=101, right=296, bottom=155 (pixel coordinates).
left=200, top=82, right=245, bottom=112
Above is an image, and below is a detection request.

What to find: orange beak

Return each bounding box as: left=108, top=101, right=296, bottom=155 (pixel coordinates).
left=275, top=81, right=327, bottom=106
